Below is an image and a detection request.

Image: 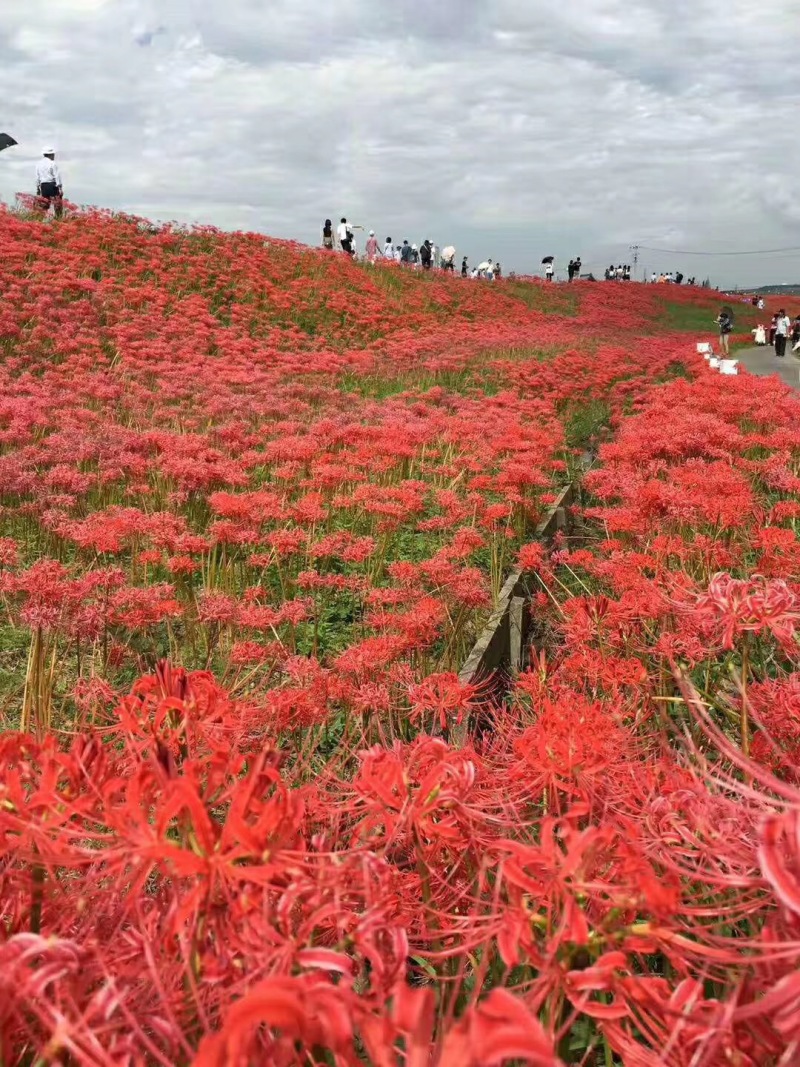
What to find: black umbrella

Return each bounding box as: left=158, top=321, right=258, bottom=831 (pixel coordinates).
left=0, top=133, right=18, bottom=152
left=541, top=255, right=555, bottom=264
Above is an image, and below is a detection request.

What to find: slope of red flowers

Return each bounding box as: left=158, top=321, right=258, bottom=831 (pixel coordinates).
left=0, top=207, right=797, bottom=1066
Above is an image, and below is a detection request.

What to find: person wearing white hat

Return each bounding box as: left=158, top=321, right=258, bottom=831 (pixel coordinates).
left=365, top=229, right=379, bottom=263
left=35, top=147, right=64, bottom=218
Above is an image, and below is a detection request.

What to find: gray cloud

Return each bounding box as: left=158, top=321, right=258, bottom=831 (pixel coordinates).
left=0, top=0, right=798, bottom=285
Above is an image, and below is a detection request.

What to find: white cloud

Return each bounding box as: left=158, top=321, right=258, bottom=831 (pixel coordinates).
left=0, top=0, right=798, bottom=284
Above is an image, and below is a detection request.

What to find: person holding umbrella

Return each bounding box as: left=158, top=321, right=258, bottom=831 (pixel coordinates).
left=36, top=147, right=64, bottom=218
left=715, top=306, right=734, bottom=356
left=542, top=256, right=555, bottom=281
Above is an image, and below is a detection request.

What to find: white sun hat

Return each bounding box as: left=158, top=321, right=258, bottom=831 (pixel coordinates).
left=42, top=146, right=55, bottom=155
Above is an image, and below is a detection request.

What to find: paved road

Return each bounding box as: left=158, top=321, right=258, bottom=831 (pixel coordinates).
left=735, top=345, right=800, bottom=390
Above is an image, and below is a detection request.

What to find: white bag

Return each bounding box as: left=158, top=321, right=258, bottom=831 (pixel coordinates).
left=720, top=359, right=739, bottom=375
left=709, top=357, right=720, bottom=369
left=696, top=342, right=712, bottom=354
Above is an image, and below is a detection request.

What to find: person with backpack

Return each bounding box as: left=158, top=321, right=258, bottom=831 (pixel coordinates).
left=419, top=239, right=433, bottom=270
left=337, top=217, right=354, bottom=255
left=400, top=240, right=413, bottom=265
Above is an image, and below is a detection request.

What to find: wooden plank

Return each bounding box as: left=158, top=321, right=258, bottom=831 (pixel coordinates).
left=458, top=480, right=577, bottom=689
left=509, top=596, right=525, bottom=674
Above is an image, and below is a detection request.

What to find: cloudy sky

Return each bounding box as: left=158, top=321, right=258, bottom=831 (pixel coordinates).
left=1, top=0, right=799, bottom=285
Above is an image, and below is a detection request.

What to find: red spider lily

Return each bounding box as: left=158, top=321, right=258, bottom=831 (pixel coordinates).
left=3, top=205, right=800, bottom=1064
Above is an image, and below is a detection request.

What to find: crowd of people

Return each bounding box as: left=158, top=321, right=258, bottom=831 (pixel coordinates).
left=646, top=270, right=698, bottom=285
left=750, top=310, right=800, bottom=358
left=323, top=218, right=506, bottom=279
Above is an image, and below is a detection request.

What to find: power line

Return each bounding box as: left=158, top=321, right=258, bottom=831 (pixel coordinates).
left=636, top=243, right=800, bottom=257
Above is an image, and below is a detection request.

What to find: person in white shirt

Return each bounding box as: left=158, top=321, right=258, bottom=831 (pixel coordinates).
left=545, top=261, right=554, bottom=282
left=774, top=309, right=791, bottom=358
left=337, top=217, right=362, bottom=256
left=384, top=237, right=394, bottom=259
left=35, top=148, right=63, bottom=218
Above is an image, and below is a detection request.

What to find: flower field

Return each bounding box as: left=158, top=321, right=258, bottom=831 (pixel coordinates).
left=1, top=207, right=799, bottom=1065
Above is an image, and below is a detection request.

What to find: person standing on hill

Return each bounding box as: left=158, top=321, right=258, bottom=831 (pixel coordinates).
left=365, top=230, right=379, bottom=262
left=441, top=245, right=456, bottom=271
left=337, top=217, right=354, bottom=255
left=461, top=256, right=468, bottom=277
left=322, top=219, right=335, bottom=250
left=420, top=239, right=433, bottom=270
left=36, top=148, right=63, bottom=218
left=774, top=309, right=791, bottom=358
left=384, top=236, right=394, bottom=259
left=567, top=259, right=576, bottom=282
left=545, top=260, right=554, bottom=282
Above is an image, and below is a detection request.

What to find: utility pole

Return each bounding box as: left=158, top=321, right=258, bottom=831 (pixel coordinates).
left=629, top=244, right=641, bottom=280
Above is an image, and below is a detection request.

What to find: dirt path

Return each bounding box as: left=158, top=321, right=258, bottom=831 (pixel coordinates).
left=735, top=345, right=800, bottom=389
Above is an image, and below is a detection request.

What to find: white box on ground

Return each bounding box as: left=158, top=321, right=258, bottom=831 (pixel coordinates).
left=709, top=357, right=720, bottom=369
left=720, top=360, right=739, bottom=375
left=696, top=342, right=712, bottom=354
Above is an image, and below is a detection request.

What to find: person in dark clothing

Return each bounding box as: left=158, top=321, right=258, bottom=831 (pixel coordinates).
left=494, top=262, right=502, bottom=279
left=400, top=240, right=413, bottom=264
left=769, top=314, right=778, bottom=347
left=461, top=256, right=468, bottom=277
left=420, top=239, right=433, bottom=269
left=567, top=259, right=576, bottom=282
left=322, top=219, right=334, bottom=250
left=716, top=309, right=733, bottom=356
